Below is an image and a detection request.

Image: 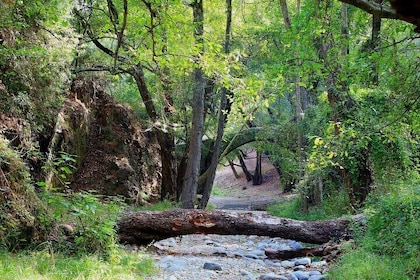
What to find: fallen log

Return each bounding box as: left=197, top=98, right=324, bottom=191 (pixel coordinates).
left=264, top=242, right=343, bottom=260
left=117, top=209, right=362, bottom=245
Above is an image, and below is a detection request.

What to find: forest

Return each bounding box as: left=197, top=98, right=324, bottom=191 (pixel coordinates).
left=0, top=0, right=419, bottom=279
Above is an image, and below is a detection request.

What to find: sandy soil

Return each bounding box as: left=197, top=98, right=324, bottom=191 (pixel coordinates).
left=209, top=151, right=295, bottom=210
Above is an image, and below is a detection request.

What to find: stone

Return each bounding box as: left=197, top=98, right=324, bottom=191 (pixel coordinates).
left=259, top=274, right=288, bottom=280
left=287, top=273, right=299, bottom=280
left=295, top=257, right=311, bottom=266
left=294, top=265, right=306, bottom=271
left=289, top=241, right=303, bottom=249
left=308, top=275, right=326, bottom=280
left=310, top=261, right=327, bottom=269
left=213, top=247, right=228, bottom=256
left=203, top=262, right=222, bottom=271
left=241, top=270, right=252, bottom=276
left=281, top=260, right=295, bottom=268
left=308, top=270, right=321, bottom=276
left=245, top=249, right=266, bottom=259
left=164, top=276, right=178, bottom=280
left=291, top=271, right=310, bottom=280
left=256, top=242, right=269, bottom=250
left=158, top=257, right=188, bottom=273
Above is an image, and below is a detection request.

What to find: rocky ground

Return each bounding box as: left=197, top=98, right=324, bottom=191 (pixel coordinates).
left=140, top=153, right=328, bottom=280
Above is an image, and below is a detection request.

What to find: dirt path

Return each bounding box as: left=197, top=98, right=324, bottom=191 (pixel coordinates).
left=209, top=151, right=295, bottom=210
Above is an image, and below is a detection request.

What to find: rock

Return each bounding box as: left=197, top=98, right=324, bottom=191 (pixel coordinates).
left=158, top=256, right=188, bottom=272
left=259, top=274, right=288, bottom=280
left=164, top=276, right=178, bottom=280
left=241, top=270, right=252, bottom=276
left=158, top=237, right=177, bottom=247
left=203, top=262, right=222, bottom=271
left=294, top=265, right=306, bottom=271
left=256, top=242, right=269, bottom=250
left=213, top=247, right=228, bottom=256
left=295, top=257, right=311, bottom=266
left=264, top=259, right=275, bottom=266
left=281, top=260, right=295, bottom=268
left=308, top=271, right=321, bottom=276
left=310, top=261, right=327, bottom=269
left=253, top=259, right=266, bottom=266
left=289, top=241, right=303, bottom=249
left=291, top=271, right=310, bottom=280
left=287, top=273, right=299, bottom=280
left=245, top=249, right=266, bottom=259
left=308, top=275, right=326, bottom=280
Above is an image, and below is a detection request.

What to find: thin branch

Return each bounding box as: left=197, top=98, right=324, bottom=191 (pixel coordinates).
left=378, top=93, right=420, bottom=131
left=73, top=65, right=128, bottom=75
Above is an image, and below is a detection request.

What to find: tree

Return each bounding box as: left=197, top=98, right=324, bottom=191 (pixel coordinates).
left=180, top=0, right=205, bottom=208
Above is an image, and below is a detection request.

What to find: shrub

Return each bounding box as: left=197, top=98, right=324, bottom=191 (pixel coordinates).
left=41, top=192, right=126, bottom=259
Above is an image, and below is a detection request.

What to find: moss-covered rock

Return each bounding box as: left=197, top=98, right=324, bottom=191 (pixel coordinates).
left=0, top=135, right=48, bottom=249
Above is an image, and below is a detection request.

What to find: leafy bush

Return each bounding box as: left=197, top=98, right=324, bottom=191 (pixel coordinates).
left=267, top=188, right=351, bottom=221
left=362, top=186, right=419, bottom=270
left=41, top=192, right=126, bottom=259
left=0, top=136, right=50, bottom=250
left=330, top=181, right=420, bottom=279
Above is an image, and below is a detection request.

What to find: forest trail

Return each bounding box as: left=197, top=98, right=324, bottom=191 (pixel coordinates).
left=209, top=150, right=295, bottom=210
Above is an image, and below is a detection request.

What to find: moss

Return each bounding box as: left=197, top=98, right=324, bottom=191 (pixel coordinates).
left=0, top=135, right=49, bottom=250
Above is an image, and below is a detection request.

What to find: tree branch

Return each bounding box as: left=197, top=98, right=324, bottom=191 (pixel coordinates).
left=338, top=0, right=397, bottom=18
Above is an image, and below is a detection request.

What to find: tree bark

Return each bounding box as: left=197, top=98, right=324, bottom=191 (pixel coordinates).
left=198, top=0, right=233, bottom=209
left=238, top=151, right=253, bottom=181
left=265, top=242, right=343, bottom=260
left=132, top=65, right=177, bottom=200
left=180, top=0, right=205, bottom=209
left=252, top=151, right=263, bottom=185
left=117, top=209, right=360, bottom=245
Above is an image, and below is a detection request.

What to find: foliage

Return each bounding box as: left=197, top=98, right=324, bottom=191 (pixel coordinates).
left=0, top=249, right=156, bottom=280
left=328, top=247, right=414, bottom=280
left=0, top=136, right=49, bottom=250
left=267, top=192, right=349, bottom=221
left=0, top=0, right=75, bottom=132
left=133, top=199, right=177, bottom=212
left=39, top=192, right=125, bottom=259
left=329, top=180, right=420, bottom=279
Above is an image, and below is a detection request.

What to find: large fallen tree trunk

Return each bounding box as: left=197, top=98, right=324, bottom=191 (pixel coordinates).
left=117, top=209, right=363, bottom=245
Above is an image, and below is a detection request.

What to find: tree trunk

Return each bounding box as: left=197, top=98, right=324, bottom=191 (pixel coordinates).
left=228, top=160, right=240, bottom=179
left=252, top=151, right=263, bottom=185
left=198, top=0, right=233, bottom=209
left=117, top=209, right=360, bottom=245
left=132, top=65, right=177, bottom=200
left=180, top=0, right=205, bottom=209
left=238, top=151, right=253, bottom=181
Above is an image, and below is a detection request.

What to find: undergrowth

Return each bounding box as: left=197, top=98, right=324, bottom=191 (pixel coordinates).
left=329, top=180, right=420, bottom=279
left=0, top=249, right=156, bottom=280
left=133, top=199, right=177, bottom=211
left=266, top=190, right=350, bottom=221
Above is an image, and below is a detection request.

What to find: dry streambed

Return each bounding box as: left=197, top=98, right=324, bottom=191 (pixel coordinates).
left=139, top=234, right=328, bottom=280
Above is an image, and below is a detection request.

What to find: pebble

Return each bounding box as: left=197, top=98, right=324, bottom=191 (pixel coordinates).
left=281, top=260, right=296, bottom=268
left=291, top=271, right=310, bottom=280
left=143, top=234, right=329, bottom=280
left=259, top=273, right=288, bottom=280
left=308, top=275, right=326, bottom=280
left=310, top=261, right=327, bottom=269
left=295, top=257, right=311, bottom=266
left=203, top=262, right=222, bottom=271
